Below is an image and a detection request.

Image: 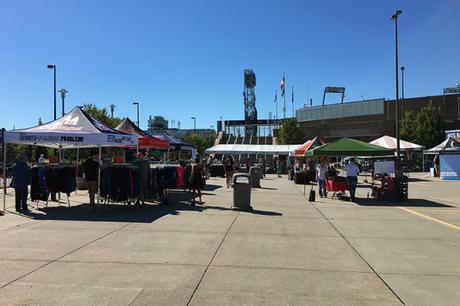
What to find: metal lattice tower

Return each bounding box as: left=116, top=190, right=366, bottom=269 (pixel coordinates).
left=243, top=69, right=257, bottom=136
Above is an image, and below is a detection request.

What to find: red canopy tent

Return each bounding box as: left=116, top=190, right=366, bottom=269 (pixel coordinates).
left=293, top=137, right=326, bottom=156
left=115, top=118, right=169, bottom=149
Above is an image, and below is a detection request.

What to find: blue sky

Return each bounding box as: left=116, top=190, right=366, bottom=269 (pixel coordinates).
left=1, top=0, right=459, bottom=130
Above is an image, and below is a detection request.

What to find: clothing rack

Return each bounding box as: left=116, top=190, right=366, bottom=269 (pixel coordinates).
left=30, top=163, right=76, bottom=208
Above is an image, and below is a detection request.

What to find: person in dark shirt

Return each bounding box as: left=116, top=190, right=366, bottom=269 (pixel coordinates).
left=12, top=155, right=31, bottom=213
left=133, top=152, right=149, bottom=206
left=84, top=152, right=99, bottom=210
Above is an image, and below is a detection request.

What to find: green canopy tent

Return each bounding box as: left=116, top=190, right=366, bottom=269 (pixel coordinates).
left=306, top=137, right=393, bottom=157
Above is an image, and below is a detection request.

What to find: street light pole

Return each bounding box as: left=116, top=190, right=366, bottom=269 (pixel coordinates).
left=191, top=117, right=196, bottom=134
left=132, top=102, right=139, bottom=127
left=401, top=66, right=405, bottom=116
left=58, top=88, right=68, bottom=117
left=47, top=65, right=57, bottom=120
left=391, top=10, right=402, bottom=165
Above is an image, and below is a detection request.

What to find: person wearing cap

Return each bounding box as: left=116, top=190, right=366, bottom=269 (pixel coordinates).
left=38, top=154, right=46, bottom=164
left=344, top=158, right=360, bottom=201
left=12, top=155, right=31, bottom=213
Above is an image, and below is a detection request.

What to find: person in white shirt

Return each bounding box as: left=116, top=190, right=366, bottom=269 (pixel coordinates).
left=38, top=154, right=45, bottom=164
left=316, top=158, right=328, bottom=198
left=344, top=158, right=360, bottom=201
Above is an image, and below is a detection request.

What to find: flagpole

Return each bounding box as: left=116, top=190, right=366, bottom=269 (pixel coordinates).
left=283, top=73, right=286, bottom=120
left=292, top=85, right=294, bottom=118
left=275, top=89, right=278, bottom=120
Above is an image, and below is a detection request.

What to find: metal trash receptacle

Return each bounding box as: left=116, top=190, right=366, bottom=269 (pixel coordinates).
left=232, top=173, right=252, bottom=211
left=249, top=166, right=261, bottom=188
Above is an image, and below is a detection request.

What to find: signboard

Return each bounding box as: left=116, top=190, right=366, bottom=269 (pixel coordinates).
left=325, top=87, right=345, bottom=94
left=443, top=87, right=460, bottom=94
left=440, top=154, right=460, bottom=180
left=374, top=161, right=396, bottom=174
left=225, top=119, right=284, bottom=126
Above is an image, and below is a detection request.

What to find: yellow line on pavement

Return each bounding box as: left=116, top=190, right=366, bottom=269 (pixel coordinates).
left=399, top=207, right=460, bottom=232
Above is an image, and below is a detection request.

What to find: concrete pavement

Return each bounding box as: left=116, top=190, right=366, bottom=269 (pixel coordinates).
left=0, top=173, right=459, bottom=305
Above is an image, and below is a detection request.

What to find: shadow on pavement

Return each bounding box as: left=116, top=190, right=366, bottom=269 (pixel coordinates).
left=13, top=188, right=282, bottom=222
left=351, top=198, right=454, bottom=208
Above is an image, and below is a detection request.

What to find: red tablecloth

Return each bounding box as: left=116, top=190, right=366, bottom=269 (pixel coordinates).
left=325, top=179, right=349, bottom=192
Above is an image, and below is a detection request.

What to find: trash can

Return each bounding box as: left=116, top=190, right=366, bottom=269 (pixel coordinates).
left=249, top=166, right=261, bottom=188
left=232, top=173, right=252, bottom=211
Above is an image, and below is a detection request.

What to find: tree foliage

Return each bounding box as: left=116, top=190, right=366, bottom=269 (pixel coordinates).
left=399, top=111, right=416, bottom=143
left=82, top=104, right=122, bottom=128
left=413, top=101, right=445, bottom=149
left=185, top=134, right=215, bottom=155
left=278, top=118, right=303, bottom=144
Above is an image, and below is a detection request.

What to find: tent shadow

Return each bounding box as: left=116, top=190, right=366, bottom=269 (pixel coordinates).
left=351, top=198, right=454, bottom=208
left=19, top=188, right=282, bottom=222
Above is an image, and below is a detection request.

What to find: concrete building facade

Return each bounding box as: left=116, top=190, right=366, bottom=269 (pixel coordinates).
left=296, top=94, right=460, bottom=142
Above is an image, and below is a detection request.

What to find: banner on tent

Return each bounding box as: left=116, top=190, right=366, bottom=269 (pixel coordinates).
left=4, top=131, right=137, bottom=147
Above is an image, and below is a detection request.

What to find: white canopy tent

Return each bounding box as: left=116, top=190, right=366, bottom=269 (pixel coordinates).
left=423, top=138, right=460, bottom=155
left=205, top=144, right=301, bottom=155
left=2, top=107, right=138, bottom=212
left=369, top=135, right=424, bottom=151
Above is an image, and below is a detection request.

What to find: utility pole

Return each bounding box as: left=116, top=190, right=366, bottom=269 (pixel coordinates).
left=391, top=10, right=402, bottom=168
left=47, top=65, right=57, bottom=120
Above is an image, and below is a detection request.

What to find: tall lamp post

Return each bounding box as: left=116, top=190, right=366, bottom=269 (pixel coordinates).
left=391, top=10, right=402, bottom=166
left=47, top=65, right=57, bottom=120
left=401, top=66, right=405, bottom=115
left=132, top=102, right=140, bottom=127
left=58, top=88, right=68, bottom=117
left=191, top=116, right=196, bottom=134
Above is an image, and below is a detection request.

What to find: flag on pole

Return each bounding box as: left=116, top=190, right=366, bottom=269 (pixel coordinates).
left=280, top=75, right=285, bottom=97
left=291, top=86, right=294, bottom=103
left=274, top=89, right=277, bottom=103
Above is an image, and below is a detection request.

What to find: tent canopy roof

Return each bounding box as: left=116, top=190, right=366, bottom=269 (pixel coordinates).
left=424, top=137, right=460, bottom=154
left=115, top=118, right=169, bottom=149
left=293, top=137, right=326, bottom=156
left=147, top=129, right=193, bottom=151
left=4, top=107, right=138, bottom=148
left=205, top=144, right=301, bottom=155
left=370, top=135, right=423, bottom=151
left=306, top=137, right=393, bottom=157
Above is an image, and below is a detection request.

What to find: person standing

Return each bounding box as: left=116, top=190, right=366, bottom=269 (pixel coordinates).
left=84, top=152, right=99, bottom=211
left=190, top=157, right=205, bottom=205
left=276, top=159, right=282, bottom=178
left=12, top=155, right=31, bottom=213
left=344, top=158, right=360, bottom=201
left=134, top=152, right=149, bottom=206
left=224, top=155, right=235, bottom=188
left=316, top=158, right=328, bottom=198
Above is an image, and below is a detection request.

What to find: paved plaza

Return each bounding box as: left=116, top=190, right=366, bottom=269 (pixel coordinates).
left=0, top=173, right=459, bottom=305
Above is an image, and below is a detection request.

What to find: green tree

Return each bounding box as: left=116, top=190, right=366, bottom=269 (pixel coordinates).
left=82, top=104, right=122, bottom=128
left=399, top=111, right=416, bottom=142
left=185, top=134, right=215, bottom=155
left=414, top=101, right=445, bottom=149
left=278, top=118, right=303, bottom=144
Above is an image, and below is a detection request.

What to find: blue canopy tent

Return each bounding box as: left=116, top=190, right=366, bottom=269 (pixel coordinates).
left=146, top=129, right=194, bottom=151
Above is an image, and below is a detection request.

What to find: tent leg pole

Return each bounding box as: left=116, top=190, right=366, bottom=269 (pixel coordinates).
left=422, top=153, right=425, bottom=173
left=3, top=139, right=7, bottom=213
left=75, top=148, right=79, bottom=195
left=97, top=146, right=101, bottom=212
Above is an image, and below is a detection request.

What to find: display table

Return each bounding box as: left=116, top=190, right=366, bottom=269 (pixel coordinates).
left=325, top=179, right=349, bottom=199
left=294, top=172, right=309, bottom=185
left=210, top=164, right=225, bottom=177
